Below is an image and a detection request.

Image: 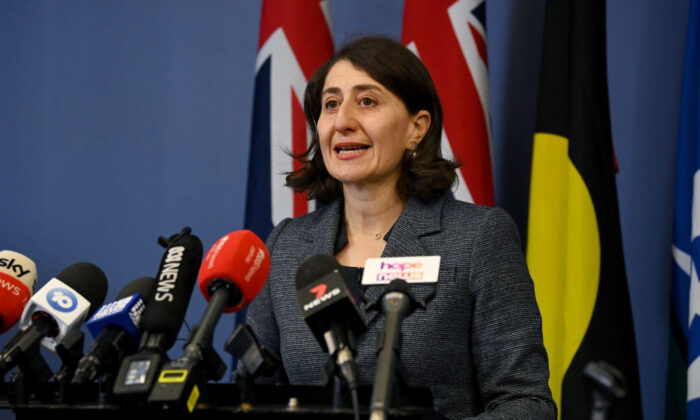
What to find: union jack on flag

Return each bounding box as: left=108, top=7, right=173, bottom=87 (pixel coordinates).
left=244, top=0, right=334, bottom=240
left=238, top=1, right=333, bottom=352
left=402, top=0, right=494, bottom=206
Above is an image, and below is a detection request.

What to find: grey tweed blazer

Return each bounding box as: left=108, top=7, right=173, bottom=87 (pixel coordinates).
left=245, top=194, right=556, bottom=419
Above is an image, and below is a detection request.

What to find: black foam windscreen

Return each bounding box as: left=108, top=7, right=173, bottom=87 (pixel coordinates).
left=294, top=254, right=366, bottom=356
left=57, top=262, right=108, bottom=318
left=295, top=254, right=340, bottom=290
left=140, top=229, right=203, bottom=350
left=116, top=277, right=156, bottom=301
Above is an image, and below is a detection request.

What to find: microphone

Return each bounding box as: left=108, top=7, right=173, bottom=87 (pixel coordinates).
left=0, top=262, right=108, bottom=376
left=72, top=276, right=156, bottom=384
left=226, top=323, right=284, bottom=406
left=295, top=255, right=365, bottom=391
left=0, top=250, right=37, bottom=334
left=112, top=227, right=202, bottom=401
left=197, top=230, right=270, bottom=312
left=226, top=323, right=282, bottom=379
left=148, top=230, right=270, bottom=412
left=367, top=279, right=420, bottom=420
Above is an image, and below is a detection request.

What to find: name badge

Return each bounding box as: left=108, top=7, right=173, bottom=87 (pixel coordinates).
left=361, top=256, right=440, bottom=285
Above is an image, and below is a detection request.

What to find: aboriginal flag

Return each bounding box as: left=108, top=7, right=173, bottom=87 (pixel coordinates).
left=526, top=0, right=643, bottom=418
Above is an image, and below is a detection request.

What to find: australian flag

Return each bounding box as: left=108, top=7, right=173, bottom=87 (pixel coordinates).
left=239, top=0, right=334, bottom=338
left=245, top=0, right=334, bottom=238
left=402, top=0, right=494, bottom=206
left=671, top=0, right=700, bottom=417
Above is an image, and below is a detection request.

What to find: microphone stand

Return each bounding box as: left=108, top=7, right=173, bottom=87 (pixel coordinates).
left=365, top=279, right=435, bottom=420
left=147, top=280, right=231, bottom=411
left=225, top=323, right=283, bottom=407
left=9, top=353, right=53, bottom=404
left=54, top=328, right=85, bottom=403
left=1, top=319, right=54, bottom=404
left=318, top=324, right=360, bottom=411
left=583, top=360, right=627, bottom=420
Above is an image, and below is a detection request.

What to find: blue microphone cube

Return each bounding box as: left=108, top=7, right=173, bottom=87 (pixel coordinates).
left=86, top=293, right=145, bottom=343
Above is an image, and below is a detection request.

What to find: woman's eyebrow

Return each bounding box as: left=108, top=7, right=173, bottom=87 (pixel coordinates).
left=322, top=86, right=341, bottom=97
left=351, top=84, right=382, bottom=93
left=321, top=84, right=383, bottom=97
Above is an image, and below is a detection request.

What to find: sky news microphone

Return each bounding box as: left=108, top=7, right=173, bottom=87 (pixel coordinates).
left=295, top=255, right=366, bottom=393
left=0, top=262, right=108, bottom=376
left=113, top=227, right=202, bottom=401
left=0, top=250, right=37, bottom=334
left=148, top=230, right=270, bottom=412
left=72, top=276, right=156, bottom=384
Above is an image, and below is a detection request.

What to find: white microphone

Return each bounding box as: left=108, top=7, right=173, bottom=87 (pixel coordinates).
left=0, top=262, right=108, bottom=375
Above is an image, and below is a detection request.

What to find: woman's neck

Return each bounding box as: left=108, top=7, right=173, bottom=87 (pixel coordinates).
left=335, top=183, right=406, bottom=267
left=342, top=183, right=406, bottom=233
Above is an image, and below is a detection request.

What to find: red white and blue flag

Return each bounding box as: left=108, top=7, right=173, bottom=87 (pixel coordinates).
left=402, top=0, right=494, bottom=206
left=244, top=0, right=334, bottom=240
left=671, top=0, right=700, bottom=417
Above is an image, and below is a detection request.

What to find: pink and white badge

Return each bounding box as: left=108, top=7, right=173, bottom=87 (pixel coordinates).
left=361, top=256, right=440, bottom=285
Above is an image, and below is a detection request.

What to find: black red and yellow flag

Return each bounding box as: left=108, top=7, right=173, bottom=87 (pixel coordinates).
left=526, top=0, right=643, bottom=418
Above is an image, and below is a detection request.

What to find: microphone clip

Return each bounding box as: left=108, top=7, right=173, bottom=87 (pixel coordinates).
left=226, top=323, right=286, bottom=406
left=584, top=360, right=627, bottom=420
left=53, top=327, right=86, bottom=402
left=363, top=279, right=436, bottom=315
left=226, top=324, right=282, bottom=379
left=5, top=342, right=53, bottom=404
left=158, top=226, right=193, bottom=248
left=182, top=323, right=227, bottom=381
left=1, top=319, right=54, bottom=403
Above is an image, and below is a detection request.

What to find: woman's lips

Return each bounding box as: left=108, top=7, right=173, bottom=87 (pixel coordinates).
left=334, top=143, right=370, bottom=160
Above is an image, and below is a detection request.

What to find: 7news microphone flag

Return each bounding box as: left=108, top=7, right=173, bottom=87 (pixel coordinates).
left=669, top=0, right=700, bottom=418
left=526, top=0, right=642, bottom=418
left=402, top=0, right=494, bottom=206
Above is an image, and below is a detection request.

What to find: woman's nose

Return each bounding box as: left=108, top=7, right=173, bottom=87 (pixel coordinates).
left=333, top=101, right=357, bottom=132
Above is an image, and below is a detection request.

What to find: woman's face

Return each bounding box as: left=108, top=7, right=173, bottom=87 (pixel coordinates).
left=316, top=60, right=428, bottom=192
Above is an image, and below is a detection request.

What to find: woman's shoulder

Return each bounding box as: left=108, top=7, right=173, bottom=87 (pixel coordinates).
left=280, top=199, right=341, bottom=230
left=265, top=199, right=342, bottom=248
left=436, top=196, right=521, bottom=240
left=439, top=195, right=514, bottom=223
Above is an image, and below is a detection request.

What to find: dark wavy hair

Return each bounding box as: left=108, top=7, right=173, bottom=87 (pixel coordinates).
left=286, top=35, right=459, bottom=204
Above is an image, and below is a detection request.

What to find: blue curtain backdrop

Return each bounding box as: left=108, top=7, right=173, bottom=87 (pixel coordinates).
left=0, top=1, right=689, bottom=419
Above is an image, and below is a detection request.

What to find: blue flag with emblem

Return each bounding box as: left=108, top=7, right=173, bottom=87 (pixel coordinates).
left=671, top=0, right=700, bottom=417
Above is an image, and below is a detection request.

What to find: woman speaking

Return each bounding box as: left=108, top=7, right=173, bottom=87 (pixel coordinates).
left=245, top=35, right=556, bottom=419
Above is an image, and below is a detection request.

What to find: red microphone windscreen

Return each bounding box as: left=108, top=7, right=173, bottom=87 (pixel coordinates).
left=199, top=230, right=270, bottom=313
left=0, top=250, right=37, bottom=333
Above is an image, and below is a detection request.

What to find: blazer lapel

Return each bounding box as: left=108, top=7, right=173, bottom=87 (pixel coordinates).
left=361, top=195, right=445, bottom=322
left=297, top=200, right=343, bottom=257
left=298, top=195, right=444, bottom=260
left=296, top=196, right=446, bottom=326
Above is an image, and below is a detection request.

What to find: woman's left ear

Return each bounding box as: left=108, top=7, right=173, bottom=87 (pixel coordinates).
left=409, top=110, right=431, bottom=146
